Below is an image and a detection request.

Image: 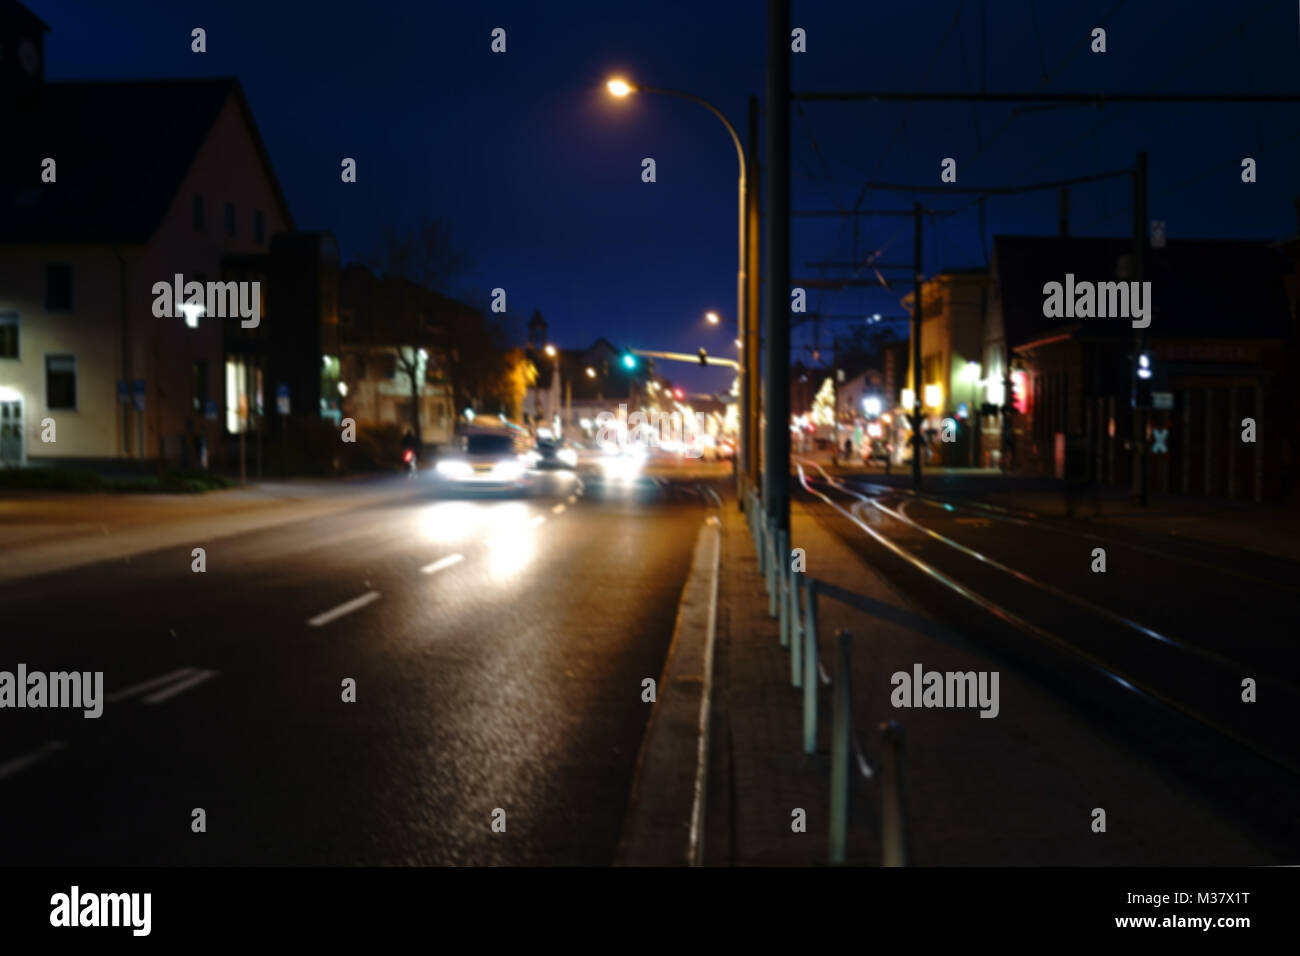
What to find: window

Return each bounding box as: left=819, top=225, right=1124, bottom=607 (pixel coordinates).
left=0, top=312, right=17, bottom=359
left=225, top=202, right=236, bottom=238
left=193, top=360, right=209, bottom=412
left=45, top=264, right=71, bottom=312
left=193, top=194, right=205, bottom=233
left=253, top=209, right=265, bottom=244
left=46, top=354, right=76, bottom=410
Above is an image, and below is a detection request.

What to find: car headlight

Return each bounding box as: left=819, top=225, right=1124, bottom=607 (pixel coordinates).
left=437, top=460, right=471, bottom=478
left=557, top=448, right=577, bottom=466
left=492, top=459, right=524, bottom=479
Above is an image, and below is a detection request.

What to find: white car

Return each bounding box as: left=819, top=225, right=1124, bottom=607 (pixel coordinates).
left=434, top=430, right=534, bottom=494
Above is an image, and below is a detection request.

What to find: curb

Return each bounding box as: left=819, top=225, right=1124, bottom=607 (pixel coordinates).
left=614, top=515, right=721, bottom=866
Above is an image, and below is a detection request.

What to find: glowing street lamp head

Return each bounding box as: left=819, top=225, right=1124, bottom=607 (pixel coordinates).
left=586, top=367, right=597, bottom=379
left=607, top=78, right=634, bottom=98
left=706, top=311, right=720, bottom=325
left=544, top=344, right=557, bottom=358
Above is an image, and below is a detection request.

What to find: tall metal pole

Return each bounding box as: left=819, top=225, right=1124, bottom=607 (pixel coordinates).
left=912, top=202, right=923, bottom=490
left=763, top=0, right=791, bottom=533
left=746, top=95, right=762, bottom=495
left=1131, top=151, right=1148, bottom=505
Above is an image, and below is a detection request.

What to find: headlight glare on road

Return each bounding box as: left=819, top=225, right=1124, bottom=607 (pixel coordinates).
left=557, top=448, right=578, bottom=467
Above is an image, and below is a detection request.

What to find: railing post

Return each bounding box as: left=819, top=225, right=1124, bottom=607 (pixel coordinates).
left=777, top=528, right=790, bottom=646
left=830, top=629, right=852, bottom=865
left=790, top=570, right=803, bottom=687
left=802, top=578, right=818, bottom=754
left=880, top=721, right=907, bottom=867
left=767, top=518, right=778, bottom=617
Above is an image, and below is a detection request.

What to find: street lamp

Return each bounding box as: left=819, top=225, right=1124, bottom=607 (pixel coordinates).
left=706, top=311, right=720, bottom=325
left=607, top=75, right=748, bottom=490
left=585, top=367, right=596, bottom=379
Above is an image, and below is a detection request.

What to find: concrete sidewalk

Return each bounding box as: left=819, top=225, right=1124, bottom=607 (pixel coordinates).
left=702, top=495, right=1281, bottom=865
left=0, top=476, right=427, bottom=585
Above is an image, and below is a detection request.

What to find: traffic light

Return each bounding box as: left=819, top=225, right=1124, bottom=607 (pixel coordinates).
left=621, top=351, right=637, bottom=370
left=698, top=348, right=708, bottom=366
left=674, top=387, right=685, bottom=400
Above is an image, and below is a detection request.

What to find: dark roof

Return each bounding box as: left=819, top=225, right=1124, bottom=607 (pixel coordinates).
left=2, top=0, right=49, bottom=32
left=993, top=235, right=1293, bottom=347
left=0, top=77, right=293, bottom=243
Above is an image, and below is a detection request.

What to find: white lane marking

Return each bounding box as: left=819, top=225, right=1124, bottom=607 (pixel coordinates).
left=142, top=669, right=219, bottom=705
left=0, top=740, right=67, bottom=782
left=307, top=590, right=382, bottom=627
left=421, top=553, right=464, bottom=575
left=551, top=503, right=566, bottom=514
left=106, top=667, right=198, bottom=704
left=529, top=515, right=546, bottom=528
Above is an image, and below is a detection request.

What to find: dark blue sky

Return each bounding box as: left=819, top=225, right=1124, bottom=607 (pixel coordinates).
left=38, top=0, right=1300, bottom=392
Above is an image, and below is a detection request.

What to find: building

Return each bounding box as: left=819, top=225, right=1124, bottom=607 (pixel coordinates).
left=901, top=269, right=990, bottom=465
left=544, top=337, right=645, bottom=441
left=985, top=234, right=1297, bottom=501
left=337, top=264, right=474, bottom=448
left=0, top=2, right=298, bottom=468
left=223, top=232, right=341, bottom=444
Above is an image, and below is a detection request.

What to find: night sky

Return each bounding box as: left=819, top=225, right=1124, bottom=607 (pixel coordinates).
left=37, top=0, right=1300, bottom=393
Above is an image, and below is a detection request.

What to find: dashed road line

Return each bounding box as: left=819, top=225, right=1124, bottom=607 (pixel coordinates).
left=106, top=667, right=199, bottom=704
left=308, top=590, right=382, bottom=627
left=142, top=669, right=220, bottom=705
left=421, top=553, right=464, bottom=575
left=0, top=740, right=67, bottom=782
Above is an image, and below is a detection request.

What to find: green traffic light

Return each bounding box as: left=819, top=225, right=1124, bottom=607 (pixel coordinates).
left=622, top=353, right=637, bottom=369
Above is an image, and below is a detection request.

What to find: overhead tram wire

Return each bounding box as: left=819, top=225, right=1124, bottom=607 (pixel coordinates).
left=1010, top=3, right=1274, bottom=185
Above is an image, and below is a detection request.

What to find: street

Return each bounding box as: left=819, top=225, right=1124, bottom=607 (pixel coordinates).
left=0, top=470, right=716, bottom=865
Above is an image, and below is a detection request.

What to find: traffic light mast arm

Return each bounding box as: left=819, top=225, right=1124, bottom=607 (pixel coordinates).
left=628, top=348, right=741, bottom=369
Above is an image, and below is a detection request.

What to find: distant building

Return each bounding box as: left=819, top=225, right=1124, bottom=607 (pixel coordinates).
left=986, top=235, right=1296, bottom=500
left=900, top=269, right=990, bottom=466
left=337, top=264, right=475, bottom=448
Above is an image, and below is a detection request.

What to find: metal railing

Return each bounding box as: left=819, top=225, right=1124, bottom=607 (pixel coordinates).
left=746, top=488, right=912, bottom=866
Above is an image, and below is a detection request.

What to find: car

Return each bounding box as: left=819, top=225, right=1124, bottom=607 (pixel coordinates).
left=531, top=437, right=579, bottom=471
left=433, top=428, right=534, bottom=493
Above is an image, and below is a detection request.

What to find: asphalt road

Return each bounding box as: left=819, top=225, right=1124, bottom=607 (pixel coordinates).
left=0, top=468, right=715, bottom=865
left=798, top=469, right=1300, bottom=854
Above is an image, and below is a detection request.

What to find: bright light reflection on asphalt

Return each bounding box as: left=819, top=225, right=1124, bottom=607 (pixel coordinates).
left=419, top=502, right=480, bottom=543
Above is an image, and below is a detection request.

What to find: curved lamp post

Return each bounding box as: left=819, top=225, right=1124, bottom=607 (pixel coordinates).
left=607, top=77, right=748, bottom=490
